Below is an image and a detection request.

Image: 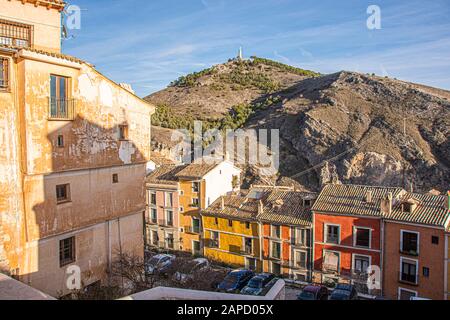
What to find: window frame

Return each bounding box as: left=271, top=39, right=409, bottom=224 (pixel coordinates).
left=112, top=173, right=119, bottom=184
left=398, top=287, right=418, bottom=300
left=0, top=19, right=33, bottom=48
left=56, top=184, right=71, bottom=204
left=324, top=223, right=340, bottom=244
left=210, top=231, right=219, bottom=248
left=191, top=197, right=200, bottom=208
left=165, top=209, right=174, bottom=226
left=400, top=230, right=420, bottom=255
left=50, top=74, right=71, bottom=120
left=352, top=253, right=372, bottom=274
left=322, top=249, right=341, bottom=273
left=192, top=181, right=200, bottom=193
left=353, top=226, right=372, bottom=249
left=270, top=240, right=282, bottom=260
left=293, top=249, right=308, bottom=269
left=271, top=225, right=281, bottom=239
left=118, top=124, right=129, bottom=141
left=59, top=236, right=76, bottom=267
left=150, top=191, right=157, bottom=206
left=243, top=237, right=253, bottom=255
left=164, top=192, right=174, bottom=208
left=400, top=256, right=419, bottom=285
left=0, top=57, right=9, bottom=91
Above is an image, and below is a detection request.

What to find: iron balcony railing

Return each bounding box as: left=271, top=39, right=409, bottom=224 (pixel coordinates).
left=49, top=97, right=76, bottom=120
left=184, top=225, right=201, bottom=234
left=158, top=219, right=174, bottom=227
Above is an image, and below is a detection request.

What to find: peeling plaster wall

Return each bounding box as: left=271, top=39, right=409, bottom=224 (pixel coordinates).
left=1, top=49, right=154, bottom=295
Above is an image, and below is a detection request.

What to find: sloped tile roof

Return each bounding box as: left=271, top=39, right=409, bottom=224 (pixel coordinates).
left=146, top=165, right=184, bottom=186
left=258, top=190, right=316, bottom=226
left=174, top=162, right=219, bottom=179
left=150, top=152, right=176, bottom=166
left=386, top=192, right=449, bottom=227
left=311, top=184, right=404, bottom=217
left=19, top=0, right=66, bottom=9
left=0, top=44, right=84, bottom=64
left=203, top=187, right=316, bottom=226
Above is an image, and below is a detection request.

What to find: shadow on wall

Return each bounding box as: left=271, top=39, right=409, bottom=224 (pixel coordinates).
left=20, top=115, right=147, bottom=298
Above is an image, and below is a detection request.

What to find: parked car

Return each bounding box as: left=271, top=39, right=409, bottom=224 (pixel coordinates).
left=297, top=285, right=329, bottom=300
left=217, top=269, right=254, bottom=293
left=329, top=284, right=358, bottom=300
left=145, top=254, right=176, bottom=275
left=240, top=273, right=275, bottom=296
left=173, top=258, right=210, bottom=283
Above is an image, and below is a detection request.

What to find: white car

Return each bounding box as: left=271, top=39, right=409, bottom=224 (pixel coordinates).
left=173, top=258, right=210, bottom=283
left=145, top=254, right=176, bottom=275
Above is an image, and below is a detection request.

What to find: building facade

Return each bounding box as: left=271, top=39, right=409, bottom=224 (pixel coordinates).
left=0, top=0, right=154, bottom=297
left=383, top=192, right=449, bottom=300
left=311, top=185, right=405, bottom=295
left=144, top=160, right=241, bottom=256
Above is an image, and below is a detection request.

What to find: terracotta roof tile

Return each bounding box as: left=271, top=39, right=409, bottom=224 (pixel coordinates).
left=146, top=165, right=184, bottom=186
left=174, top=161, right=219, bottom=179
left=311, top=184, right=404, bottom=217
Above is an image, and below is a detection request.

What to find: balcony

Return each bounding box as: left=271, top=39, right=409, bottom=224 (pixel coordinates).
left=400, top=249, right=419, bottom=257
left=184, top=225, right=201, bottom=235
left=206, top=239, right=219, bottom=249
left=399, top=272, right=418, bottom=286
left=241, top=247, right=254, bottom=256
left=158, top=219, right=174, bottom=228
left=322, top=263, right=340, bottom=274
left=49, top=97, right=76, bottom=121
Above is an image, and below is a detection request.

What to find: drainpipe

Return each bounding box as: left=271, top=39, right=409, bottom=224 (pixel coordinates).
left=258, top=221, right=263, bottom=272
left=380, top=218, right=385, bottom=297
left=445, top=234, right=448, bottom=300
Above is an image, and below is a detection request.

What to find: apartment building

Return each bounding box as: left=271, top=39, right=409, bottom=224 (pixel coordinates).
left=382, top=192, right=449, bottom=300
left=144, top=160, right=241, bottom=255
left=0, top=0, right=155, bottom=297
left=202, top=192, right=262, bottom=271
left=447, top=224, right=450, bottom=300
left=259, top=189, right=316, bottom=282
left=311, top=185, right=405, bottom=295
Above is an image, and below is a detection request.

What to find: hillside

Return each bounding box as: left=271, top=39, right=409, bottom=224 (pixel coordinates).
left=145, top=57, right=450, bottom=193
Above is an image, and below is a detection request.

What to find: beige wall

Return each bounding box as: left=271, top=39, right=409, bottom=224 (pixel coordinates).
left=21, top=211, right=144, bottom=297
left=1, top=0, right=62, bottom=52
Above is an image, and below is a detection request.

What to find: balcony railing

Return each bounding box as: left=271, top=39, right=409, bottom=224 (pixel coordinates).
left=146, top=217, right=158, bottom=225
left=49, top=97, right=76, bottom=120
left=184, top=226, right=201, bottom=234
left=322, top=263, right=340, bottom=273
left=325, top=235, right=339, bottom=244
left=399, top=272, right=418, bottom=285
left=159, top=219, right=174, bottom=227
left=241, top=247, right=254, bottom=256
left=206, top=239, right=219, bottom=249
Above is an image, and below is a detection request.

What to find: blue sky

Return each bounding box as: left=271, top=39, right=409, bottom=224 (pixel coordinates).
left=63, top=0, right=450, bottom=97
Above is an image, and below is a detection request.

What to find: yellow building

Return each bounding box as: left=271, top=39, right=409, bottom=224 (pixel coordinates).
left=202, top=194, right=262, bottom=271
left=0, top=0, right=155, bottom=297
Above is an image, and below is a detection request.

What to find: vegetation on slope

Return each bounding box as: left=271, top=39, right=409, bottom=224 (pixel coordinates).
left=251, top=56, right=321, bottom=78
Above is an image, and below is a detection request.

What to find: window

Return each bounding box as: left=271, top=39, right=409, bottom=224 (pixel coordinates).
left=151, top=230, right=159, bottom=246
left=293, top=228, right=309, bottom=246
left=0, top=19, right=32, bottom=47
left=165, top=210, right=174, bottom=226
left=56, top=184, right=70, bottom=203
left=323, top=251, right=340, bottom=272
left=0, top=58, right=9, bottom=90
left=271, top=241, right=281, bottom=259
left=423, top=267, right=430, bottom=278
left=56, top=135, right=64, bottom=148
left=179, top=206, right=184, bottom=213
left=294, top=250, right=307, bottom=269
left=165, top=192, right=173, bottom=207
left=244, top=238, right=253, bottom=255
left=245, top=222, right=250, bottom=229
left=303, top=199, right=311, bottom=207
left=50, top=75, right=72, bottom=120
left=59, top=237, right=75, bottom=267
left=400, top=258, right=418, bottom=284
left=166, top=233, right=174, bottom=249
left=228, top=220, right=233, bottom=227
left=150, top=208, right=157, bottom=223
left=191, top=198, right=200, bottom=208
left=271, top=262, right=281, bottom=275
left=401, top=231, right=419, bottom=255
left=431, top=236, right=439, bottom=245
left=354, top=227, right=371, bottom=248
left=150, top=192, right=157, bottom=205
left=210, top=231, right=219, bottom=248
left=214, top=218, right=219, bottom=225
left=192, top=240, right=201, bottom=255
left=399, top=288, right=417, bottom=300
left=246, top=258, right=257, bottom=271
left=271, top=225, right=281, bottom=239
left=192, top=182, right=200, bottom=193
left=112, top=174, right=119, bottom=184
left=325, top=225, right=340, bottom=244
left=179, top=190, right=184, bottom=196
left=118, top=125, right=128, bottom=140
left=192, top=217, right=201, bottom=234
left=353, top=255, right=370, bottom=274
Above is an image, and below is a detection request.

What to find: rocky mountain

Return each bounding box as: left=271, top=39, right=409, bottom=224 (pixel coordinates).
left=145, top=57, right=449, bottom=193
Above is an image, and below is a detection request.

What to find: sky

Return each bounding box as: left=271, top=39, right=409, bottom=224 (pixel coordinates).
left=63, top=0, right=450, bottom=97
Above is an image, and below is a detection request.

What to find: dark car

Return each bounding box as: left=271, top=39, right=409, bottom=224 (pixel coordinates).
left=240, top=273, right=275, bottom=296
left=217, top=270, right=254, bottom=293
left=329, top=284, right=358, bottom=300
left=297, top=285, right=329, bottom=300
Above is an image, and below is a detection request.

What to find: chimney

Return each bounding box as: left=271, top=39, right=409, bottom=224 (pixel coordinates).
left=366, top=191, right=373, bottom=203
left=258, top=200, right=264, bottom=215
left=381, top=192, right=393, bottom=215
left=221, top=197, right=225, bottom=210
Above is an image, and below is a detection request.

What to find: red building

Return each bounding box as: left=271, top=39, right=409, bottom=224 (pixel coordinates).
left=311, top=184, right=404, bottom=294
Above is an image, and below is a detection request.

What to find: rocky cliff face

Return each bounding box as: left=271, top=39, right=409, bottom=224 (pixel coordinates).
left=145, top=58, right=449, bottom=193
